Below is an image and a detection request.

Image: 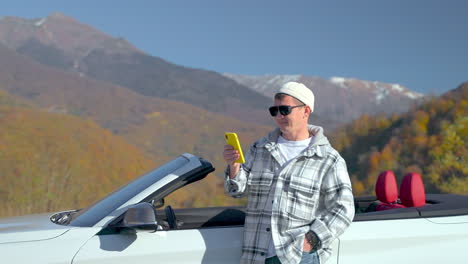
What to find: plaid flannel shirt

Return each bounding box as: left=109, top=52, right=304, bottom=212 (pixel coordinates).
left=225, top=125, right=354, bottom=264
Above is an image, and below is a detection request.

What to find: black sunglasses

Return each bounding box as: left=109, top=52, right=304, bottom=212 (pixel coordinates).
left=269, top=105, right=306, bottom=116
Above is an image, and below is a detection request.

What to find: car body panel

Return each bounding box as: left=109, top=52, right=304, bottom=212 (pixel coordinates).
left=1, top=153, right=467, bottom=264
left=73, top=226, right=341, bottom=264
left=0, top=213, right=69, bottom=243
left=339, top=216, right=468, bottom=263
left=426, top=215, right=468, bottom=224
left=73, top=227, right=244, bottom=264
left=0, top=227, right=100, bottom=264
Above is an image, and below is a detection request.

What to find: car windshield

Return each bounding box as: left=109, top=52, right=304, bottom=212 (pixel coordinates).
left=66, top=156, right=189, bottom=227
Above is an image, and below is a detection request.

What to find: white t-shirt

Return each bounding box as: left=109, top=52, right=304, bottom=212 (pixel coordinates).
left=277, top=135, right=312, bottom=163
left=267, top=135, right=312, bottom=257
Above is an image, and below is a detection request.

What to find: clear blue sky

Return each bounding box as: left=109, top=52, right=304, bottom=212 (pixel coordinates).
left=2, top=0, right=467, bottom=94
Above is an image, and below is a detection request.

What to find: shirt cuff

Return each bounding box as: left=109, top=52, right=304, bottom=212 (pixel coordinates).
left=224, top=165, right=242, bottom=195
left=309, top=219, right=332, bottom=248
left=305, top=230, right=322, bottom=252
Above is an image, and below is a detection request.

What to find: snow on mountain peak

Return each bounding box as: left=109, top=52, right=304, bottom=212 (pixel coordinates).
left=330, top=76, right=346, bottom=84
left=266, top=74, right=301, bottom=85
left=391, top=84, right=404, bottom=92
left=223, top=73, right=301, bottom=96
left=329, top=77, right=424, bottom=101
left=406, top=91, right=423, bottom=99
left=374, top=83, right=390, bottom=104
left=34, top=18, right=46, bottom=27
left=225, top=74, right=425, bottom=103
left=330, top=77, right=347, bottom=88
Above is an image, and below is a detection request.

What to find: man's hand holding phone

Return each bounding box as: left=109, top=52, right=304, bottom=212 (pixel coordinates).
left=224, top=132, right=245, bottom=179
left=223, top=144, right=241, bottom=166
left=224, top=145, right=241, bottom=179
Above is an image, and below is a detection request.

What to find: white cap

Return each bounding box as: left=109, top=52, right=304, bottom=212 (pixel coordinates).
left=278, top=82, right=315, bottom=112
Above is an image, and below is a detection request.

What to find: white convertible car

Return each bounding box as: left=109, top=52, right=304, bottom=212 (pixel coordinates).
left=1, top=153, right=467, bottom=263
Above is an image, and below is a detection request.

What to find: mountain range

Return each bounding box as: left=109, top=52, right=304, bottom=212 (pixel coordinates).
left=223, top=74, right=424, bottom=130
left=2, top=13, right=461, bottom=217
left=0, top=13, right=272, bottom=125
left=0, top=13, right=425, bottom=130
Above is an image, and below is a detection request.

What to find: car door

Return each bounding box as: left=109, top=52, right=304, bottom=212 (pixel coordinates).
left=338, top=216, right=468, bottom=263
left=72, top=226, right=243, bottom=264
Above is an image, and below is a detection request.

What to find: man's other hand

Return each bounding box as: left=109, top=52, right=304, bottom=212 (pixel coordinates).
left=303, top=237, right=313, bottom=252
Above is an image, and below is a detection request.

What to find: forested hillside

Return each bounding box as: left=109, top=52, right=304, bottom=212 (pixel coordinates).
left=0, top=13, right=465, bottom=216
left=0, top=89, right=32, bottom=108
left=1, top=81, right=466, bottom=218
left=0, top=89, right=261, bottom=217
left=0, top=41, right=272, bottom=216
left=331, top=83, right=467, bottom=195
left=0, top=103, right=158, bottom=217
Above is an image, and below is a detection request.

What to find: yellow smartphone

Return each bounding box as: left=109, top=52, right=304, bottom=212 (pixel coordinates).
left=225, top=132, right=245, bottom=163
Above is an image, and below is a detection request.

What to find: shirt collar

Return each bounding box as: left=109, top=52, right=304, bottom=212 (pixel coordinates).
left=260, top=126, right=326, bottom=158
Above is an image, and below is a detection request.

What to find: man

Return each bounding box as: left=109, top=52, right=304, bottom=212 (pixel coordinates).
left=223, top=82, right=355, bottom=264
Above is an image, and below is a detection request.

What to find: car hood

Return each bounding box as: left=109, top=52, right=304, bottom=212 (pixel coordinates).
left=0, top=213, right=70, bottom=244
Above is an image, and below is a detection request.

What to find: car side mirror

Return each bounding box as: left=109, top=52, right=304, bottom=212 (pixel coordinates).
left=152, top=198, right=165, bottom=209
left=122, top=202, right=159, bottom=231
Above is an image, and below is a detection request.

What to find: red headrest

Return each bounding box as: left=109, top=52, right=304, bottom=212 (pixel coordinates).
left=400, top=173, right=426, bottom=207
left=375, top=171, right=398, bottom=204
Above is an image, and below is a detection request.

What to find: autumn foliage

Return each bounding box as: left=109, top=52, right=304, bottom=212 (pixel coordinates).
left=1, top=82, right=466, bottom=218
left=0, top=90, right=267, bottom=217
left=331, top=83, right=467, bottom=195
left=0, top=103, right=156, bottom=217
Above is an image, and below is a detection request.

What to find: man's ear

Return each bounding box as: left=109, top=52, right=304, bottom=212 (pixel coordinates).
left=304, top=105, right=312, bottom=118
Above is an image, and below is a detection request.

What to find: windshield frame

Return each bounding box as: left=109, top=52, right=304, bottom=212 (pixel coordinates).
left=67, top=154, right=200, bottom=227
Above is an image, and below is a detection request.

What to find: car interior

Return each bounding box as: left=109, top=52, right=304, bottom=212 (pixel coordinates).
left=152, top=170, right=468, bottom=231
left=355, top=171, right=426, bottom=213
